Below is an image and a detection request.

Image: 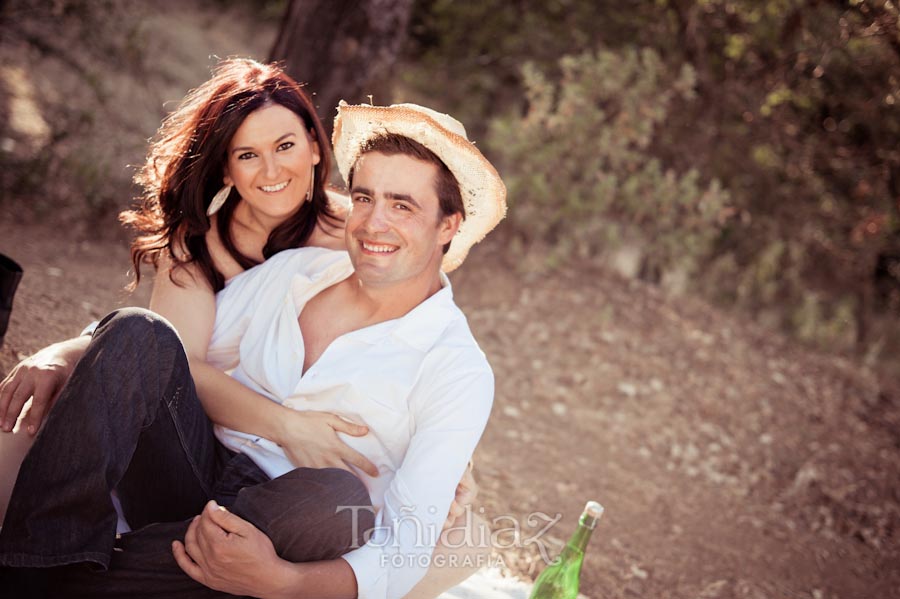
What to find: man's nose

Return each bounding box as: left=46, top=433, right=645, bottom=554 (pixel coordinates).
left=360, top=202, right=390, bottom=232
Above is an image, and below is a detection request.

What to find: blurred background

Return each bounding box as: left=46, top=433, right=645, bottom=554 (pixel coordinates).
left=1, top=1, right=899, bottom=597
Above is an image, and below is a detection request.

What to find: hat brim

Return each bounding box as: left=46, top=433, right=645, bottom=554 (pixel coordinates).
left=333, top=103, right=507, bottom=272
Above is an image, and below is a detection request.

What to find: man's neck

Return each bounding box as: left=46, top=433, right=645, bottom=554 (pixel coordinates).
left=343, top=271, right=443, bottom=324
left=297, top=269, right=443, bottom=375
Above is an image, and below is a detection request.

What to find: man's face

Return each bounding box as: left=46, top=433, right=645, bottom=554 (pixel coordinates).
left=346, top=151, right=460, bottom=291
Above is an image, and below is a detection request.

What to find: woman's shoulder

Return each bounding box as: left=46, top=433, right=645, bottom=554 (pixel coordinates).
left=150, top=248, right=216, bottom=314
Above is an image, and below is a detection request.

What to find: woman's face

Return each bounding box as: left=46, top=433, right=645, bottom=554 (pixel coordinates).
left=224, top=103, right=321, bottom=224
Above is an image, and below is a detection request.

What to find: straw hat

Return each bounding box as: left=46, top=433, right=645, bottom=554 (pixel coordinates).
left=332, top=101, right=507, bottom=272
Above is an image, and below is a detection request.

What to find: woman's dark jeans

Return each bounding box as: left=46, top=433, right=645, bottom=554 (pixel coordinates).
left=0, top=308, right=373, bottom=597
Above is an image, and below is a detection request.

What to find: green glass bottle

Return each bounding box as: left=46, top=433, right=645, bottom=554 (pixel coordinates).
left=529, top=500, right=604, bottom=599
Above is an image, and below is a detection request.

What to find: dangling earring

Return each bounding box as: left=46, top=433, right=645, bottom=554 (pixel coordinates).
left=207, top=184, right=233, bottom=216
left=305, top=163, right=315, bottom=202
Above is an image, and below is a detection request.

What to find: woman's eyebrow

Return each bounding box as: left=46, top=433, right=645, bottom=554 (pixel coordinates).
left=231, top=132, right=297, bottom=154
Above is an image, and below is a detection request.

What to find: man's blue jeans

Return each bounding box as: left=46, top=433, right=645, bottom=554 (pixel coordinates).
left=0, top=308, right=373, bottom=596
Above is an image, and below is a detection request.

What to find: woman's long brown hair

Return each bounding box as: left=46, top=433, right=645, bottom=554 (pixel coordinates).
left=120, top=58, right=336, bottom=292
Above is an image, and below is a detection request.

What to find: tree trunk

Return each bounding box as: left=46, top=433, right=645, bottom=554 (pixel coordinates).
left=269, top=0, right=414, bottom=139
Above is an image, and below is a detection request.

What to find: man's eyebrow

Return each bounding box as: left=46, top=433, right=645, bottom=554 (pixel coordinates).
left=386, top=192, right=421, bottom=209
left=350, top=186, right=373, bottom=196
left=349, top=188, right=421, bottom=209
left=231, top=132, right=296, bottom=154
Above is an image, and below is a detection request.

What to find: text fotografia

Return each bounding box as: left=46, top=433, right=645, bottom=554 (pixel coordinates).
left=337, top=505, right=566, bottom=563
left=380, top=551, right=507, bottom=569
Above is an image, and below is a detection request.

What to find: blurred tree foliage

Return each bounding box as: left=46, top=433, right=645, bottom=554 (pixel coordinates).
left=488, top=48, right=728, bottom=280
left=0, top=0, right=278, bottom=230
left=401, top=0, right=900, bottom=362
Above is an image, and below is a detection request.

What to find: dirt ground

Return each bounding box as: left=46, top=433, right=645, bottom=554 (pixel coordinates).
left=1, top=216, right=898, bottom=599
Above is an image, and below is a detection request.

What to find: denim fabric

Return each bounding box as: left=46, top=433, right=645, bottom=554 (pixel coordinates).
left=0, top=308, right=373, bottom=597
left=230, top=467, right=375, bottom=563
left=36, top=468, right=374, bottom=599
left=0, top=308, right=213, bottom=569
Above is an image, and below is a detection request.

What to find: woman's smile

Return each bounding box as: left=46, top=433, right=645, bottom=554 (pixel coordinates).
left=259, top=180, right=291, bottom=193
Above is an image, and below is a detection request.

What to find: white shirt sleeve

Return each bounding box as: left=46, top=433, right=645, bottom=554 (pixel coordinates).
left=342, top=356, right=494, bottom=599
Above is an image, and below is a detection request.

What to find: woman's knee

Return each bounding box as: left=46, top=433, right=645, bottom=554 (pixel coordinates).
left=231, top=467, right=374, bottom=562
left=90, top=308, right=187, bottom=381
left=75, top=308, right=191, bottom=415
left=314, top=467, right=373, bottom=509
left=251, top=467, right=372, bottom=522
left=94, top=308, right=180, bottom=350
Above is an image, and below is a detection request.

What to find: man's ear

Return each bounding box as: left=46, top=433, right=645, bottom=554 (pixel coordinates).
left=438, top=212, right=463, bottom=246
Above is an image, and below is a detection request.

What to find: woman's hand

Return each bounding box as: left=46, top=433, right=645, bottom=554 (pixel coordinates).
left=275, top=410, right=379, bottom=477
left=0, top=336, right=90, bottom=434
left=190, top=360, right=379, bottom=478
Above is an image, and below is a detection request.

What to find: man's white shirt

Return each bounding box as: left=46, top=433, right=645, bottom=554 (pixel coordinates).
left=206, top=247, right=494, bottom=599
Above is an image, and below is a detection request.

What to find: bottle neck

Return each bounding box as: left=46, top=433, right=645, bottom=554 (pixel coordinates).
left=562, top=513, right=596, bottom=555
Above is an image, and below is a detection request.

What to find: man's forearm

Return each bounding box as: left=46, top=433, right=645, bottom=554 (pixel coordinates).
left=266, top=557, right=358, bottom=599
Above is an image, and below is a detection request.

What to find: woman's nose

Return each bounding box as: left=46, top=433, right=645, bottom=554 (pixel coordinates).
left=262, top=154, right=280, bottom=179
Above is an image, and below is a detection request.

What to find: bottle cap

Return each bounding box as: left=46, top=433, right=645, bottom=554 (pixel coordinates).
left=581, top=500, right=605, bottom=529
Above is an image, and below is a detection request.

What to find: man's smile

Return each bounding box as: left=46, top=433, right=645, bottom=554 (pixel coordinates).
left=360, top=241, right=399, bottom=254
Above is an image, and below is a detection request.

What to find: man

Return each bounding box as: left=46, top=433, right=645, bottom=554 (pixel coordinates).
left=0, top=102, right=507, bottom=599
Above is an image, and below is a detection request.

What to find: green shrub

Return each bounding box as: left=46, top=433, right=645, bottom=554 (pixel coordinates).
left=488, top=46, right=729, bottom=276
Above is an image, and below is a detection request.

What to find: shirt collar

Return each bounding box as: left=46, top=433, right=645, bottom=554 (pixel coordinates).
left=296, top=251, right=461, bottom=352
left=390, top=272, right=460, bottom=353
left=339, top=269, right=460, bottom=353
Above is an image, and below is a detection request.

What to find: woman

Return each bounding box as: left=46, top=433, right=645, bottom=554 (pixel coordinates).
left=0, top=58, right=483, bottom=597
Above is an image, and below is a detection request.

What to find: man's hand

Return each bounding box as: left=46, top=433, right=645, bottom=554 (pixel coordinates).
left=445, top=460, right=479, bottom=529
left=173, top=500, right=291, bottom=598
left=278, top=411, right=379, bottom=477
left=0, top=336, right=89, bottom=434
